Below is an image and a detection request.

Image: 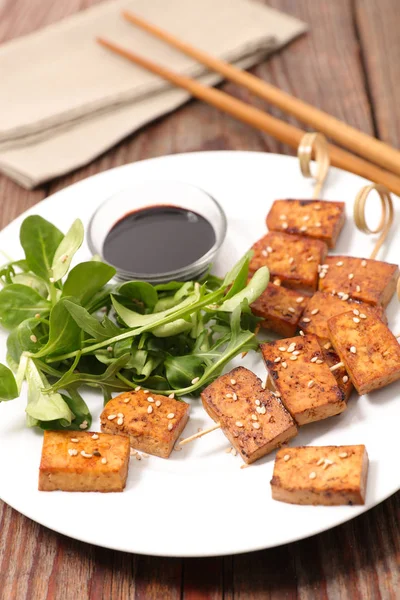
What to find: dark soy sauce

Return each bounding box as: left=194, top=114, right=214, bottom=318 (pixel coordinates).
left=103, top=205, right=216, bottom=275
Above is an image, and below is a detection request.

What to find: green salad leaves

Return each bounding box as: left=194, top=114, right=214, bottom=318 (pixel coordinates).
left=0, top=216, right=269, bottom=431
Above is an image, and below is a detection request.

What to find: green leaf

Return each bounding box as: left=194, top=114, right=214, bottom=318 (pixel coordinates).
left=12, top=273, right=49, bottom=298
left=111, top=293, right=197, bottom=329
left=152, top=318, right=192, bottom=338
left=0, top=284, right=50, bottom=329
left=50, top=354, right=131, bottom=392
left=218, top=267, right=269, bottom=312
left=7, top=318, right=44, bottom=363
left=222, top=254, right=250, bottom=301
left=118, top=281, right=158, bottom=309
left=25, top=359, right=73, bottom=423
left=222, top=250, right=253, bottom=288
left=32, top=297, right=81, bottom=358
left=62, top=261, right=116, bottom=306
left=37, top=388, right=92, bottom=431
left=165, top=355, right=204, bottom=389
left=51, top=219, right=84, bottom=282
left=63, top=299, right=121, bottom=340
left=20, top=216, right=64, bottom=280
left=0, top=363, right=18, bottom=401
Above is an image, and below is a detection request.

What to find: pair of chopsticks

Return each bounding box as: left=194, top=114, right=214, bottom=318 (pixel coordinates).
left=97, top=12, right=400, bottom=196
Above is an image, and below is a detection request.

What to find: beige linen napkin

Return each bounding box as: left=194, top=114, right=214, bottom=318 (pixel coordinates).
left=0, top=0, right=306, bottom=188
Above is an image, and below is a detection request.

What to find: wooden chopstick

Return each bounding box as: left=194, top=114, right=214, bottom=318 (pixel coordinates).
left=96, top=37, right=400, bottom=196
left=122, top=10, right=400, bottom=179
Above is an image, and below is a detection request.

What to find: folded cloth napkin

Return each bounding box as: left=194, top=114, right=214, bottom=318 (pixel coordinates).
left=0, top=0, right=306, bottom=188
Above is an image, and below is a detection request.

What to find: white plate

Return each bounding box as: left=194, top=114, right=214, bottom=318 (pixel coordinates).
left=0, top=151, right=399, bottom=557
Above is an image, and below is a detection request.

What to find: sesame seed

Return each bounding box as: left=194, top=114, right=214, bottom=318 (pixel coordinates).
left=155, top=400, right=161, bottom=407
left=260, top=406, right=267, bottom=414
left=299, top=330, right=305, bottom=336
left=315, top=222, right=322, bottom=227
left=310, top=356, right=318, bottom=363
left=292, top=350, right=301, bottom=356
left=300, top=226, right=308, bottom=232
left=91, top=434, right=99, bottom=440
left=274, top=391, right=281, bottom=397
left=303, top=215, right=310, bottom=221
left=353, top=317, right=360, bottom=324
left=348, top=273, right=354, bottom=280
left=168, top=423, right=173, bottom=431
left=35, top=313, right=40, bottom=319
left=282, top=222, right=288, bottom=229
left=324, top=342, right=331, bottom=350
left=255, top=399, right=261, bottom=406
left=123, top=397, right=130, bottom=403
left=317, top=458, right=325, bottom=466
left=287, top=343, right=296, bottom=352
left=342, top=293, right=350, bottom=301
left=350, top=346, right=357, bottom=354
left=321, top=264, right=329, bottom=269
left=147, top=397, right=154, bottom=403
left=130, top=448, right=137, bottom=456
left=309, top=471, right=317, bottom=480
left=353, top=309, right=360, bottom=316
left=361, top=260, right=367, bottom=267
left=356, top=285, right=361, bottom=293
left=231, top=448, right=237, bottom=456
left=284, top=454, right=290, bottom=462
left=191, top=377, right=200, bottom=385
left=117, top=417, right=124, bottom=425
left=101, top=458, right=107, bottom=464
left=147, top=406, right=153, bottom=414
left=267, top=246, right=273, bottom=253
left=343, top=375, right=349, bottom=383
left=316, top=359, right=324, bottom=364
left=251, top=414, right=258, bottom=421
left=308, top=380, right=315, bottom=388
left=68, top=449, right=78, bottom=457
left=70, top=438, right=79, bottom=442
left=252, top=422, right=260, bottom=429
left=261, top=381, right=266, bottom=389
left=232, top=392, right=238, bottom=401
left=307, top=256, right=314, bottom=262
left=296, top=297, right=304, bottom=303
left=288, top=307, right=296, bottom=313
left=273, top=279, right=281, bottom=286
left=314, top=205, right=321, bottom=210
left=339, top=452, right=348, bottom=458
left=261, top=250, right=268, bottom=257
left=360, top=313, right=367, bottom=319
left=289, top=355, right=298, bottom=361
left=30, top=334, right=37, bottom=343
left=49, top=277, right=55, bottom=283
left=311, top=308, right=319, bottom=315
left=289, top=257, right=294, bottom=264
left=79, top=421, right=88, bottom=430
left=143, top=390, right=149, bottom=394
left=279, top=346, right=287, bottom=352
left=235, top=421, right=244, bottom=428
left=225, top=447, right=232, bottom=454
left=230, top=379, right=237, bottom=385
left=80, top=451, right=93, bottom=458
left=323, top=459, right=334, bottom=470
left=135, top=386, right=141, bottom=392
left=274, top=357, right=281, bottom=363
left=167, top=413, right=175, bottom=419
left=136, top=454, right=142, bottom=461
left=319, top=272, right=326, bottom=278
left=279, top=214, right=287, bottom=220
left=107, top=414, right=116, bottom=420
left=107, top=346, right=113, bottom=352
left=226, top=393, right=233, bottom=398
left=302, top=317, right=311, bottom=323
left=336, top=261, right=344, bottom=267
left=282, top=361, right=288, bottom=369
left=117, top=413, right=124, bottom=418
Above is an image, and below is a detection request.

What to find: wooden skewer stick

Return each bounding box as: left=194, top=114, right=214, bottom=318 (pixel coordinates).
left=122, top=10, right=400, bottom=178
left=179, top=423, right=220, bottom=445
left=96, top=37, right=400, bottom=196
left=329, top=361, right=345, bottom=372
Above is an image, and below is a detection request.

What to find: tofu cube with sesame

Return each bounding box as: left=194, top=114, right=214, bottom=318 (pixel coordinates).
left=100, top=390, right=190, bottom=458
left=38, top=430, right=130, bottom=492
left=328, top=310, right=400, bottom=395
left=271, top=445, right=368, bottom=505
left=318, top=256, right=399, bottom=307
left=201, top=367, right=297, bottom=464
left=299, top=291, right=387, bottom=346
left=249, top=231, right=327, bottom=293
left=266, top=199, right=345, bottom=249
left=322, top=346, right=353, bottom=402
left=251, top=283, right=307, bottom=337
left=261, top=334, right=347, bottom=425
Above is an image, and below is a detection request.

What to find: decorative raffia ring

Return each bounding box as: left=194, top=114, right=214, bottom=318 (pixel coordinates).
left=297, top=132, right=330, bottom=199
left=353, top=183, right=394, bottom=260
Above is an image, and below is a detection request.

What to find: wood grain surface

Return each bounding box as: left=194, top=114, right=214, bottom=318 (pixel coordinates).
left=0, top=1, right=399, bottom=598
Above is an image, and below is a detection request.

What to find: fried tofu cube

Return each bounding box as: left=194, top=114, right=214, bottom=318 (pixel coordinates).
left=322, top=346, right=353, bottom=402
left=318, top=256, right=399, bottom=307
left=299, top=291, right=387, bottom=346
left=271, top=445, right=368, bottom=505
left=201, top=367, right=297, bottom=464
left=249, top=231, right=327, bottom=293
left=266, top=199, right=345, bottom=248
left=251, top=283, right=307, bottom=337
left=328, top=310, right=400, bottom=395
left=38, top=430, right=130, bottom=492
left=100, top=390, right=190, bottom=458
left=261, top=334, right=347, bottom=425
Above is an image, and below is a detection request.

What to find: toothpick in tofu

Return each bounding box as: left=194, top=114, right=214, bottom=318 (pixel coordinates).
left=266, top=199, right=345, bottom=248
left=201, top=367, right=297, bottom=464
left=249, top=231, right=328, bottom=293
left=250, top=283, right=307, bottom=337
left=328, top=310, right=400, bottom=395
left=318, top=256, right=399, bottom=307
left=261, top=334, right=347, bottom=425
left=100, top=390, right=190, bottom=458
left=38, top=430, right=130, bottom=492
left=271, top=445, right=369, bottom=505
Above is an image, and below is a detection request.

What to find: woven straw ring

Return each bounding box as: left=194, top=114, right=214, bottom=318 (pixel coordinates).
left=353, top=183, right=394, bottom=260
left=297, top=132, right=330, bottom=199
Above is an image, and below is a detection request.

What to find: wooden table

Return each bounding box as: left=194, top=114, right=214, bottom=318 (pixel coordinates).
left=1, top=1, right=399, bottom=597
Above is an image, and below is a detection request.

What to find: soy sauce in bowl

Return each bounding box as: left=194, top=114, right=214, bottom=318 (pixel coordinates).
left=87, top=181, right=227, bottom=283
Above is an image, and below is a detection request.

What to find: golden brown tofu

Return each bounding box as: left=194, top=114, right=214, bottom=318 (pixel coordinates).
left=249, top=231, right=327, bottom=293
left=261, top=334, right=347, bottom=425
left=100, top=390, right=190, bottom=458
left=201, top=367, right=297, bottom=464
left=266, top=199, right=345, bottom=248
left=318, top=256, right=399, bottom=307
left=251, top=283, right=307, bottom=337
left=328, top=310, right=400, bottom=395
left=322, top=346, right=353, bottom=402
left=271, top=445, right=368, bottom=505
left=299, top=291, right=387, bottom=346
left=38, top=430, right=130, bottom=492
